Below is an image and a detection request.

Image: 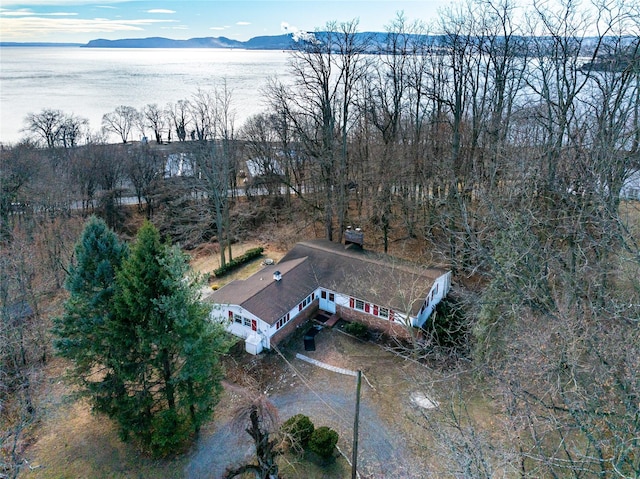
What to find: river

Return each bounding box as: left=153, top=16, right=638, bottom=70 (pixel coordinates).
left=0, top=47, right=291, bottom=145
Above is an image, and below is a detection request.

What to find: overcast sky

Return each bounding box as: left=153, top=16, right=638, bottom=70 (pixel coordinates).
left=0, top=0, right=453, bottom=43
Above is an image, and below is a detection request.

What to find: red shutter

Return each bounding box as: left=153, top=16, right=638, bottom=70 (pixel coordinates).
left=228, top=311, right=233, bottom=319
left=350, top=297, right=354, bottom=308
left=365, top=303, right=370, bottom=313
left=373, top=305, right=378, bottom=316
left=389, top=310, right=394, bottom=321
left=251, top=320, right=257, bottom=331
left=299, top=303, right=302, bottom=311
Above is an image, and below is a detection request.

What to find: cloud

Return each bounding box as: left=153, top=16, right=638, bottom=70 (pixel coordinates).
left=0, top=15, right=175, bottom=39
left=236, top=21, right=250, bottom=26
left=0, top=8, right=36, bottom=16
left=146, top=9, right=175, bottom=14
left=210, top=26, right=226, bottom=31
left=1, top=0, right=126, bottom=5
left=0, top=8, right=78, bottom=16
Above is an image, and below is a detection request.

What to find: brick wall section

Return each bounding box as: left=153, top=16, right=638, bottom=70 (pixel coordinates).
left=336, top=305, right=411, bottom=339
left=271, top=300, right=319, bottom=346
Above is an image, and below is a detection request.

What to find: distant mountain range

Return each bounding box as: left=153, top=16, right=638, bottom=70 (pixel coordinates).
left=2, top=34, right=634, bottom=65
left=83, top=34, right=298, bottom=49
left=0, top=32, right=391, bottom=50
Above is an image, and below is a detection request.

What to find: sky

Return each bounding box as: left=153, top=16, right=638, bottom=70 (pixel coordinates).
left=0, top=0, right=452, bottom=43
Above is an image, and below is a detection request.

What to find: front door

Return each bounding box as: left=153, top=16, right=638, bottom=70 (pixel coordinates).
left=320, top=291, right=336, bottom=314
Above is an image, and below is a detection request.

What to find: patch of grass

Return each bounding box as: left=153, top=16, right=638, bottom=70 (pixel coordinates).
left=278, top=452, right=350, bottom=478
left=20, top=398, right=187, bottom=479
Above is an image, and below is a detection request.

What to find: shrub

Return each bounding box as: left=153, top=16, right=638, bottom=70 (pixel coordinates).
left=344, top=321, right=368, bottom=339
left=308, top=426, right=339, bottom=460
left=282, top=414, right=315, bottom=451
left=149, top=409, right=192, bottom=457
left=427, top=296, right=468, bottom=350
left=213, top=247, right=264, bottom=277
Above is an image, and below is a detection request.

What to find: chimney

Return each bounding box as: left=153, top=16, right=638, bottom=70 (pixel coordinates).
left=273, top=270, right=282, bottom=281
left=344, top=226, right=364, bottom=248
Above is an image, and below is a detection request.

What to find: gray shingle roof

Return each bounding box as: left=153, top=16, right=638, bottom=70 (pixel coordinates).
left=208, top=240, right=447, bottom=324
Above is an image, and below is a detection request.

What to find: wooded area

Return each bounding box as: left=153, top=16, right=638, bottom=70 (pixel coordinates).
left=2, top=0, right=639, bottom=476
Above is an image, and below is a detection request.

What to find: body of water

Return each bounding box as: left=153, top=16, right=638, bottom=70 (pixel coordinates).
left=0, top=47, right=290, bottom=145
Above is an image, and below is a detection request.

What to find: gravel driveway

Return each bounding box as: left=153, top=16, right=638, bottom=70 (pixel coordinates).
left=185, top=327, right=432, bottom=479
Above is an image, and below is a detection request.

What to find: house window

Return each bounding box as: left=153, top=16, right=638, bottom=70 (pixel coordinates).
left=321, top=291, right=327, bottom=299
left=276, top=312, right=291, bottom=330
left=329, top=293, right=335, bottom=302
left=379, top=308, right=389, bottom=319
left=233, top=313, right=242, bottom=324
left=355, top=299, right=364, bottom=311
left=243, top=317, right=251, bottom=327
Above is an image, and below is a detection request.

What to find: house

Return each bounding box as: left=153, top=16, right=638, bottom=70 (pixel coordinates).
left=207, top=238, right=451, bottom=354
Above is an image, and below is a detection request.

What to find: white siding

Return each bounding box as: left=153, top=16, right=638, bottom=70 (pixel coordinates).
left=413, top=271, right=452, bottom=328
left=212, top=304, right=270, bottom=351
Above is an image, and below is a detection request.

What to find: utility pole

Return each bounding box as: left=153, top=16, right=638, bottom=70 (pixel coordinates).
left=352, top=370, right=362, bottom=479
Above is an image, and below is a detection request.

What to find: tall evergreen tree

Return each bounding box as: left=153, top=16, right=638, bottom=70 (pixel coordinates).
left=55, top=219, right=231, bottom=456
left=53, top=215, right=128, bottom=405
left=110, top=221, right=231, bottom=454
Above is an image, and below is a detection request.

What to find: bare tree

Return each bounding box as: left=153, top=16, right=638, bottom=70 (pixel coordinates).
left=190, top=82, right=238, bottom=267
left=22, top=109, right=88, bottom=149
left=0, top=142, right=39, bottom=239
left=23, top=108, right=65, bottom=149
left=225, top=394, right=282, bottom=479
left=190, top=89, right=215, bottom=141
left=241, top=113, right=286, bottom=199
left=167, top=99, right=190, bottom=142
left=266, top=20, right=369, bottom=242
left=125, top=143, right=164, bottom=217
left=101, top=105, right=140, bottom=143
left=143, top=103, right=166, bottom=144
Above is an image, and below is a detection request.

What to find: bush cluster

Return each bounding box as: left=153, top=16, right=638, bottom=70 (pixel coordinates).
left=281, top=415, right=338, bottom=461
left=344, top=321, right=368, bottom=339
left=282, top=414, right=315, bottom=450
left=213, top=247, right=264, bottom=277
left=308, top=426, right=339, bottom=460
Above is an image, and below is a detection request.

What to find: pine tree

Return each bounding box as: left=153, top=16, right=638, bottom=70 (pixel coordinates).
left=55, top=219, right=231, bottom=456
left=110, top=221, right=231, bottom=455
left=53, top=215, right=128, bottom=404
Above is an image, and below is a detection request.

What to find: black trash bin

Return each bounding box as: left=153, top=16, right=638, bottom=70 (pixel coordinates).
left=303, top=325, right=322, bottom=351
left=303, top=335, right=315, bottom=351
